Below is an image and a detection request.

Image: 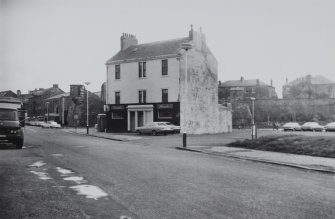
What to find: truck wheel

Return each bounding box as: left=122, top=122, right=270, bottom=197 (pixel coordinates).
left=16, top=139, right=23, bottom=149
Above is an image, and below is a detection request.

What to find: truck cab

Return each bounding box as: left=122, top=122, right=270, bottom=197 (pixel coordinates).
left=0, top=97, right=24, bottom=149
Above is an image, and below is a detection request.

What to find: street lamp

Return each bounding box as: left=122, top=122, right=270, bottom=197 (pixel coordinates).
left=250, top=97, right=257, bottom=139
left=181, top=42, right=193, bottom=148
left=46, top=102, right=50, bottom=123
left=84, top=82, right=91, bottom=135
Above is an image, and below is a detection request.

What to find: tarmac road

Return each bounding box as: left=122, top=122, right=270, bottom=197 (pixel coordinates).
left=0, top=126, right=334, bottom=218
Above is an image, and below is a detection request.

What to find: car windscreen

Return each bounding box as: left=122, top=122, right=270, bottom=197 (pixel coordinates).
left=0, top=109, right=18, bottom=121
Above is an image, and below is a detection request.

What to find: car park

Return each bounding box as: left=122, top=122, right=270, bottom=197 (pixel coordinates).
left=325, top=122, right=335, bottom=132
left=282, top=122, right=301, bottom=131
left=135, top=122, right=174, bottom=135
left=41, top=121, right=61, bottom=128
left=301, top=122, right=324, bottom=132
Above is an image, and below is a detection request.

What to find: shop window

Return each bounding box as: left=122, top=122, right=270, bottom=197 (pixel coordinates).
left=158, top=109, right=173, bottom=119
left=112, top=111, right=123, bottom=119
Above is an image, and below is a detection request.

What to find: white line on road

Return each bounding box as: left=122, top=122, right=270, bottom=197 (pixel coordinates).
left=70, top=185, right=108, bottom=200
left=29, top=161, right=46, bottom=168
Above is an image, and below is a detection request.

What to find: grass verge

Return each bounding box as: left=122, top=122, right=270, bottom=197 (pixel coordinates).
left=227, top=134, right=335, bottom=158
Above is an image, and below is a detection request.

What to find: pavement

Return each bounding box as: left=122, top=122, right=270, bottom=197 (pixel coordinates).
left=63, top=127, right=335, bottom=173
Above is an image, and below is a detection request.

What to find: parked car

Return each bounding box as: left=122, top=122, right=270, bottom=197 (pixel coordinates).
left=135, top=122, right=174, bottom=135
left=301, top=122, right=324, bottom=132
left=325, top=122, right=335, bottom=132
left=161, top=122, right=181, bottom=133
left=41, top=121, right=61, bottom=128
left=282, top=122, right=301, bottom=131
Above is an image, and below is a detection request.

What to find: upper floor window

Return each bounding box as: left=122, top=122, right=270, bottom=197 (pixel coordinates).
left=245, top=87, right=255, bottom=94
left=115, top=65, right=120, bottom=79
left=162, top=59, right=168, bottom=76
left=162, top=89, right=168, bottom=103
left=139, top=62, right=146, bottom=78
left=115, top=91, right=120, bottom=104
left=139, top=90, right=146, bottom=104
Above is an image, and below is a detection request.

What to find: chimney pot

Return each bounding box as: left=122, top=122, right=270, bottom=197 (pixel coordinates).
left=257, top=79, right=260, bottom=86
left=53, top=84, right=58, bottom=88
left=240, top=76, right=244, bottom=81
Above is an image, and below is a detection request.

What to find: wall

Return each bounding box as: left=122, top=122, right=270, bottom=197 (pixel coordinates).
left=179, top=30, right=232, bottom=134
left=106, top=58, right=180, bottom=104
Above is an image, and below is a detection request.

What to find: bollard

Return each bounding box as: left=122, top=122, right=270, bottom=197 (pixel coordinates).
left=183, top=133, right=187, bottom=148
left=87, top=126, right=89, bottom=135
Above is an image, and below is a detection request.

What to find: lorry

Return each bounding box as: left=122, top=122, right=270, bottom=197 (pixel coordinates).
left=0, top=97, right=24, bottom=149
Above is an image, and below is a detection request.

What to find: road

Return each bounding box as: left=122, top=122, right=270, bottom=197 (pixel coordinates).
left=0, top=126, right=334, bottom=218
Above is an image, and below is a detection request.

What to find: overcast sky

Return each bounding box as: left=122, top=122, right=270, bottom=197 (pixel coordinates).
left=1, top=0, right=335, bottom=97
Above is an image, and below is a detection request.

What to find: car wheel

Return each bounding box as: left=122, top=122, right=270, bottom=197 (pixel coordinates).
left=15, top=139, right=23, bottom=149
left=152, top=130, right=157, bottom=136
left=137, top=130, right=141, bottom=135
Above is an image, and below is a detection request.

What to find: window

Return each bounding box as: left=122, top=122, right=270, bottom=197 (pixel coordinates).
left=162, top=89, right=168, bottom=103
left=139, top=62, right=146, bottom=78
left=115, top=65, right=120, bottom=79
left=158, top=109, right=173, bottom=119
left=138, top=90, right=146, bottom=104
left=115, top=91, right=120, bottom=104
left=162, top=59, right=168, bottom=76
left=112, top=111, right=123, bottom=119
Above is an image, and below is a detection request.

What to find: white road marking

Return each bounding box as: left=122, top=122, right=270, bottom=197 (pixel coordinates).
left=56, top=167, right=74, bottom=175
left=30, top=171, right=52, bottom=180
left=70, top=185, right=108, bottom=200
left=63, top=176, right=87, bottom=184
left=29, top=161, right=46, bottom=168
left=26, top=128, right=37, bottom=133
left=51, top=154, right=63, bottom=157
left=120, top=216, right=132, bottom=219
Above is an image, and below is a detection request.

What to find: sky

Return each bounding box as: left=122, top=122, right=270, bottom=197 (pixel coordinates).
left=1, top=0, right=335, bottom=98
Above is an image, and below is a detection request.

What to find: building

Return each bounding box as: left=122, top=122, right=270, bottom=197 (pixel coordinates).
left=105, top=26, right=232, bottom=133
left=283, top=75, right=335, bottom=99
left=44, top=85, right=103, bottom=126
left=0, top=90, right=18, bottom=98
left=24, top=84, right=65, bottom=118
left=218, top=77, right=278, bottom=102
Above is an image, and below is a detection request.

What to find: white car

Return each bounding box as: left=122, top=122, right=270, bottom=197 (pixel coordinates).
left=41, top=121, right=61, bottom=128
left=301, top=122, right=324, bottom=132
left=161, top=122, right=181, bottom=133
left=282, top=122, right=301, bottom=131
left=135, top=122, right=174, bottom=135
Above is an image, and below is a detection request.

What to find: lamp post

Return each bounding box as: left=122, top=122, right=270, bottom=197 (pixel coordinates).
left=250, top=97, right=257, bottom=139
left=84, top=82, right=91, bottom=135
left=181, top=43, right=193, bottom=148
left=46, top=102, right=50, bottom=123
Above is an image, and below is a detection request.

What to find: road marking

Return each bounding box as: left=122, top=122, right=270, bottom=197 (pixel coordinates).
left=26, top=127, right=37, bottom=133
left=63, top=176, right=87, bottom=184
left=30, top=171, right=52, bottom=180
left=70, top=185, right=108, bottom=200
left=120, top=216, right=132, bottom=219
left=29, top=161, right=46, bottom=168
left=51, top=153, right=63, bottom=157
left=56, top=167, right=74, bottom=175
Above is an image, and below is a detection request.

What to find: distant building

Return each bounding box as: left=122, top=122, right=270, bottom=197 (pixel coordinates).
left=105, top=26, right=232, bottom=133
left=0, top=90, right=17, bottom=98
left=45, top=85, right=102, bottom=126
left=219, top=77, right=278, bottom=102
left=283, top=75, right=335, bottom=99
left=24, top=84, right=65, bottom=118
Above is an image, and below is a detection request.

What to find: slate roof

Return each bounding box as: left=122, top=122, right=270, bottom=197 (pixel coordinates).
left=220, top=79, right=269, bottom=87
left=107, top=37, right=191, bottom=63
left=0, top=90, right=17, bottom=97
left=287, top=75, right=334, bottom=86
left=45, top=92, right=70, bottom=100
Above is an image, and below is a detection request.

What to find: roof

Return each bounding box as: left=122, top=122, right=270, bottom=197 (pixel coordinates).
left=0, top=90, right=17, bottom=98
left=93, top=91, right=101, bottom=98
left=107, top=37, right=191, bottom=63
left=220, top=79, right=270, bottom=87
left=45, top=92, right=70, bottom=100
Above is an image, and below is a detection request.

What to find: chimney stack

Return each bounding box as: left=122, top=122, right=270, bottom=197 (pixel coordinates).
left=219, top=80, right=221, bottom=86
left=240, top=76, right=244, bottom=81
left=121, top=33, right=138, bottom=50
left=270, top=80, right=273, bottom=87
left=257, top=79, right=260, bottom=86
left=53, top=84, right=58, bottom=89
left=286, top=77, right=288, bottom=84
left=17, top=90, right=21, bottom=97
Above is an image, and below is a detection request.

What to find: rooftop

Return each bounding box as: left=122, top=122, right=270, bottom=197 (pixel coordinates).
left=220, top=79, right=270, bottom=87
left=107, top=37, right=191, bottom=63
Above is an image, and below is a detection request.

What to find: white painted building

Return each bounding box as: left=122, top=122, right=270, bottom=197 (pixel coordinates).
left=105, top=27, right=232, bottom=133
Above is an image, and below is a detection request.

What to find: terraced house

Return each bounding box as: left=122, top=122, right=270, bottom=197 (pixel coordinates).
left=105, top=27, right=232, bottom=134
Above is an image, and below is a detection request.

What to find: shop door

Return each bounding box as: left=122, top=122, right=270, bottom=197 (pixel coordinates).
left=130, top=112, right=135, bottom=131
